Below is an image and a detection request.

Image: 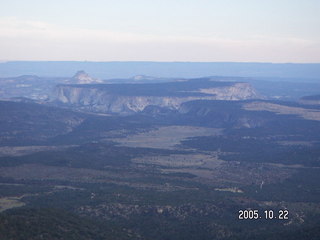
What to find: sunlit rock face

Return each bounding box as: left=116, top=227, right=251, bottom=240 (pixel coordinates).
left=55, top=80, right=262, bottom=115
left=71, top=71, right=103, bottom=84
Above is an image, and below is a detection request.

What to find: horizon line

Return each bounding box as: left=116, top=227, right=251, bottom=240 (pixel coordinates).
left=1, top=60, right=320, bottom=64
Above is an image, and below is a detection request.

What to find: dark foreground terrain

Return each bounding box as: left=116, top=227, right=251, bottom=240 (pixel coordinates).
left=0, top=74, right=320, bottom=239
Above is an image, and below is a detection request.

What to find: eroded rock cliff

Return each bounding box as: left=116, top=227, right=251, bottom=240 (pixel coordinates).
left=54, top=79, right=262, bottom=114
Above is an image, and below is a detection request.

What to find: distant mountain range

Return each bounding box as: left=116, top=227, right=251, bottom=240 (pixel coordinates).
left=1, top=61, right=320, bottom=79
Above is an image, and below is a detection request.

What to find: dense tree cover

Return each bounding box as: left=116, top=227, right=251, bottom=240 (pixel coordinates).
left=1, top=99, right=320, bottom=239
left=0, top=208, right=130, bottom=240
left=243, top=168, right=320, bottom=202
left=301, top=94, right=320, bottom=101
left=181, top=136, right=320, bottom=167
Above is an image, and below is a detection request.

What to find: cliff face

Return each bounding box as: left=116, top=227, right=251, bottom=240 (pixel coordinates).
left=199, top=83, right=259, bottom=100
left=55, top=86, right=197, bottom=113
left=54, top=81, right=262, bottom=114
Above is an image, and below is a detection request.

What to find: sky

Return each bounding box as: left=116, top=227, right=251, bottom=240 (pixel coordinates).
left=0, top=0, right=319, bottom=63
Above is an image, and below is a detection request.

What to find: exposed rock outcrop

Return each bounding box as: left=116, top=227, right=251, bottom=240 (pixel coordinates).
left=199, top=83, right=259, bottom=100
left=54, top=79, right=262, bottom=114
left=71, top=71, right=103, bottom=84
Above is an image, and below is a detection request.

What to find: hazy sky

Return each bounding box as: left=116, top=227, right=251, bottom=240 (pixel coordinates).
left=0, top=0, right=319, bottom=62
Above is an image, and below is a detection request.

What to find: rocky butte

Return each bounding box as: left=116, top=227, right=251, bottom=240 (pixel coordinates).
left=68, top=70, right=103, bottom=84
left=54, top=73, right=263, bottom=115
